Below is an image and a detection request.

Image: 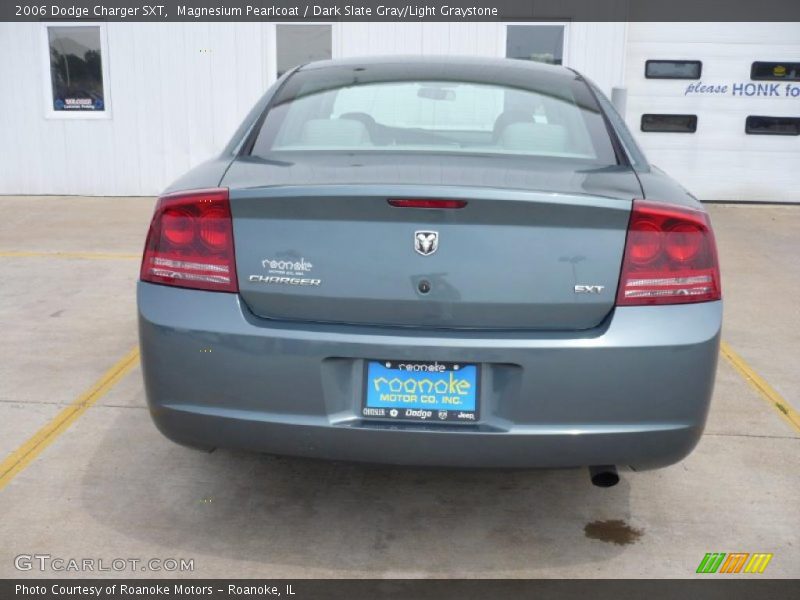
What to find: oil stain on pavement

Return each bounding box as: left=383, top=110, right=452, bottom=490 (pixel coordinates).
left=584, top=520, right=644, bottom=545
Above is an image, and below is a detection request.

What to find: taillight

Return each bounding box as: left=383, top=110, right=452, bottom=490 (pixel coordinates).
left=616, top=200, right=721, bottom=306
left=140, top=188, right=238, bottom=293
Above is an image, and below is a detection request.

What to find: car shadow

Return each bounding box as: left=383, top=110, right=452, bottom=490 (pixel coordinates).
left=80, top=406, right=638, bottom=576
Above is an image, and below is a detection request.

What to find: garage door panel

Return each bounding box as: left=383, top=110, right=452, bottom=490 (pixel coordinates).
left=625, top=23, right=800, bottom=201
left=648, top=149, right=798, bottom=201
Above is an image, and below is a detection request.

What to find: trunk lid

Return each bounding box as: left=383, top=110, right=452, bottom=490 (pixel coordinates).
left=226, top=155, right=637, bottom=330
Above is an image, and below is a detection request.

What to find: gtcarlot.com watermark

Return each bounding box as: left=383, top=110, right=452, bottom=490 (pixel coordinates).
left=14, top=554, right=194, bottom=573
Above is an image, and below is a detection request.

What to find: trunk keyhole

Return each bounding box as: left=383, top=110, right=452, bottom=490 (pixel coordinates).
left=418, top=280, right=431, bottom=294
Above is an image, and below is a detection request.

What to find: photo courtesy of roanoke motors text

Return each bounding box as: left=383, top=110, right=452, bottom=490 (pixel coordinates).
left=0, top=0, right=799, bottom=598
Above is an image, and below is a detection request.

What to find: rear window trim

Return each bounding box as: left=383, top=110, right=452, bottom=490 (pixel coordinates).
left=578, top=73, right=631, bottom=168
left=239, top=65, right=304, bottom=158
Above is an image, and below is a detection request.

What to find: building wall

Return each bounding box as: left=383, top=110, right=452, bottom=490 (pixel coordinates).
left=625, top=22, right=800, bottom=202
left=4, top=22, right=798, bottom=201
left=0, top=23, right=268, bottom=197
left=0, top=22, right=626, bottom=197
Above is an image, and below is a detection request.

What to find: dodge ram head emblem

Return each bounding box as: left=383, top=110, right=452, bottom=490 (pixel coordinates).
left=414, top=231, right=439, bottom=256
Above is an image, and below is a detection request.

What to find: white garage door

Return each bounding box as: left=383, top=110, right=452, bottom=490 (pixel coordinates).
left=625, top=22, right=800, bottom=202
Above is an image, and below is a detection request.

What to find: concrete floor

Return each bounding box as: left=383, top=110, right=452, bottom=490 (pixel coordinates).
left=0, top=197, right=797, bottom=578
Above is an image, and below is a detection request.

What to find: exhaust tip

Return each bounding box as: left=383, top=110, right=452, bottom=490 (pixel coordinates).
left=589, top=465, right=619, bottom=488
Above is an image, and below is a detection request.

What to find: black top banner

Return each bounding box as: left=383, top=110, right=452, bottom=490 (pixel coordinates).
left=4, top=0, right=800, bottom=22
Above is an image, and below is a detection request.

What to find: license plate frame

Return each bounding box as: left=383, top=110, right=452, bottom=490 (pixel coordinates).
left=361, top=360, right=480, bottom=424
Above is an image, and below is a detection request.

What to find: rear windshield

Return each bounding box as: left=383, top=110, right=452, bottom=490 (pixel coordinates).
left=251, top=67, right=617, bottom=165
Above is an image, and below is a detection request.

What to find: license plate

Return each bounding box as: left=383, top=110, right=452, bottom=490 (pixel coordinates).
left=362, top=360, right=479, bottom=423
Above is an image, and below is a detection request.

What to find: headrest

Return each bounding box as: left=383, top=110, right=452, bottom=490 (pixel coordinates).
left=299, top=118, right=370, bottom=147
left=498, top=122, right=568, bottom=154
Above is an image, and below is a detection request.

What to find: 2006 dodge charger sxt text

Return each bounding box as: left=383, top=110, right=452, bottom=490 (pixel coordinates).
left=137, top=57, right=721, bottom=482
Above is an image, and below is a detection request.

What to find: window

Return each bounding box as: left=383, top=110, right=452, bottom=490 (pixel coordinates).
left=589, top=82, right=649, bottom=169
left=276, top=25, right=332, bottom=78
left=641, top=114, right=698, bottom=133
left=506, top=25, right=565, bottom=65
left=751, top=62, right=800, bottom=81
left=45, top=25, right=109, bottom=116
left=745, top=116, right=800, bottom=136
left=252, top=68, right=618, bottom=165
left=330, top=82, right=506, bottom=131
left=645, top=60, right=702, bottom=79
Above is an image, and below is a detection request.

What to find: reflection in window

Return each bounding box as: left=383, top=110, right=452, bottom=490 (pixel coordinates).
left=506, top=25, right=564, bottom=65
left=48, top=26, right=105, bottom=111
left=745, top=116, right=800, bottom=136
left=276, top=25, right=332, bottom=78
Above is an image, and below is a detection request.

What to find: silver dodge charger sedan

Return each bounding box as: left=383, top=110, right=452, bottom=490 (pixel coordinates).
left=138, top=57, right=721, bottom=485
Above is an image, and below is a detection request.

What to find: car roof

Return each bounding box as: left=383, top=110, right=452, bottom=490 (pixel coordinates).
left=296, top=55, right=578, bottom=86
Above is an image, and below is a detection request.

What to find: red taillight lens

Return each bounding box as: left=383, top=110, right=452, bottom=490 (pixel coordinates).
left=616, top=200, right=721, bottom=306
left=626, top=220, right=662, bottom=265
left=664, top=222, right=703, bottom=262
left=198, top=207, right=231, bottom=250
left=161, top=207, right=195, bottom=247
left=388, top=199, right=467, bottom=209
left=140, top=188, right=238, bottom=293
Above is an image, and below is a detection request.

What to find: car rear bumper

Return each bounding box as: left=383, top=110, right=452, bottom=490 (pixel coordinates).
left=137, top=282, right=721, bottom=469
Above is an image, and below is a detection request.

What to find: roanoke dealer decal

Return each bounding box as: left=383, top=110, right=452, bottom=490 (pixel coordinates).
left=684, top=81, right=800, bottom=98
left=249, top=256, right=321, bottom=287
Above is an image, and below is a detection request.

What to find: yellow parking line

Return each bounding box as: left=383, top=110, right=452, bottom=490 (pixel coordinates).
left=721, top=341, right=800, bottom=434
left=0, top=251, right=139, bottom=260
left=0, top=347, right=140, bottom=491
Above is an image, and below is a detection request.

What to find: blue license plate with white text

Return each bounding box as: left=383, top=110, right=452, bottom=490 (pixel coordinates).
left=362, top=360, right=479, bottom=423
